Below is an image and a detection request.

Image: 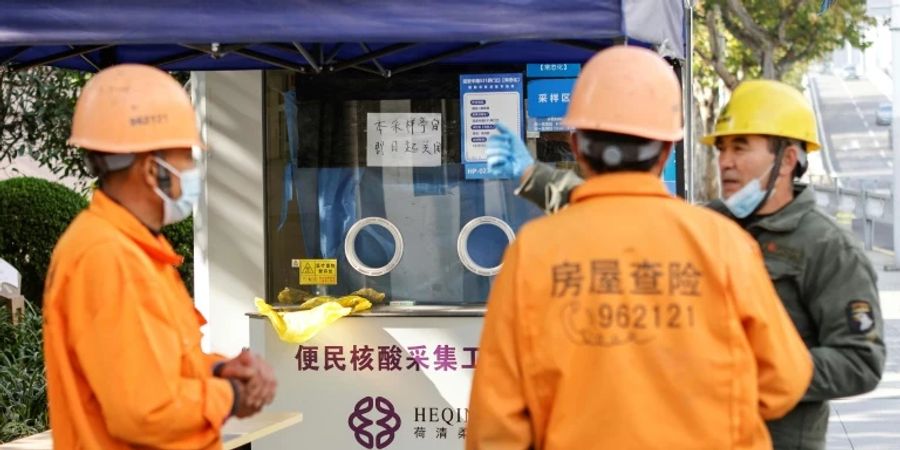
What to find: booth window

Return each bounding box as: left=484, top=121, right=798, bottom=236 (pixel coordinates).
left=263, top=68, right=549, bottom=306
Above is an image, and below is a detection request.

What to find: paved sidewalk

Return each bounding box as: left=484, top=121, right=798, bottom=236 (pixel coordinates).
left=825, top=249, right=900, bottom=449
left=866, top=65, right=892, bottom=101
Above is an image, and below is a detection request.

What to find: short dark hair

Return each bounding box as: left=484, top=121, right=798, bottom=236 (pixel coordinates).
left=766, top=137, right=807, bottom=178
left=576, top=130, right=665, bottom=174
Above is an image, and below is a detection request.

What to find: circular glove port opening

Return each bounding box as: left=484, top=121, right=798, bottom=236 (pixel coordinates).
left=345, top=218, right=404, bottom=277
left=457, top=216, right=515, bottom=277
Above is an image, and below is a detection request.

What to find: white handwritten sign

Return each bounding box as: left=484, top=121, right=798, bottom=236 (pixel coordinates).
left=366, top=113, right=442, bottom=167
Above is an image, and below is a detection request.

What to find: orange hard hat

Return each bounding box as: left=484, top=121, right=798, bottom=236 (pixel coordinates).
left=69, top=64, right=204, bottom=153
left=563, top=46, right=683, bottom=142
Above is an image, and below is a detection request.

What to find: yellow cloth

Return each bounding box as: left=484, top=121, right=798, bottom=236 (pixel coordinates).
left=255, top=298, right=351, bottom=344
left=296, top=295, right=373, bottom=313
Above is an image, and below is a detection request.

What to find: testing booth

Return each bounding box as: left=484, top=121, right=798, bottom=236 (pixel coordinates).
left=0, top=2, right=690, bottom=448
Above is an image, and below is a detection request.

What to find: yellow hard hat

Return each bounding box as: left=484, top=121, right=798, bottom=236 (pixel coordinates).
left=69, top=64, right=204, bottom=153
left=701, top=79, right=820, bottom=152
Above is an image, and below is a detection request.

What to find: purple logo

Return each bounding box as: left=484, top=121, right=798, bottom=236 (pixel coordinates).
left=348, top=396, right=402, bottom=449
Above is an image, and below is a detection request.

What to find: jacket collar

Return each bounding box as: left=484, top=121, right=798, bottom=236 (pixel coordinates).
left=89, top=190, right=182, bottom=266
left=570, top=172, right=674, bottom=204
left=750, top=185, right=816, bottom=232
left=707, top=184, right=815, bottom=233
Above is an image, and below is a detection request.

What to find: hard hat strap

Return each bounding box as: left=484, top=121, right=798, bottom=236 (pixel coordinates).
left=746, top=138, right=786, bottom=218
left=793, top=142, right=809, bottom=178
left=153, top=152, right=174, bottom=196
left=84, top=152, right=135, bottom=178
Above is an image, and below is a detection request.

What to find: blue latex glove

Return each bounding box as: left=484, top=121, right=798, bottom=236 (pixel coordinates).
left=486, top=122, right=534, bottom=179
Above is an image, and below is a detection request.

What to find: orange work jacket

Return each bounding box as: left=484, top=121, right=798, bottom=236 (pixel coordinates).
left=43, top=190, right=233, bottom=449
left=467, top=173, right=813, bottom=450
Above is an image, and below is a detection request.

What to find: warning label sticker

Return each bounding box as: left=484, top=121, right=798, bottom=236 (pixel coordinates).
left=299, top=259, right=338, bottom=285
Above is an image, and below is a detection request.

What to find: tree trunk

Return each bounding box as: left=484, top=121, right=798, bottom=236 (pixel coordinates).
left=690, top=84, right=721, bottom=203
left=0, top=70, right=9, bottom=150
left=761, top=47, right=777, bottom=79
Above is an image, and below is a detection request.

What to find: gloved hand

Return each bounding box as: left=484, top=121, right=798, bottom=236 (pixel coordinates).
left=486, top=122, right=534, bottom=179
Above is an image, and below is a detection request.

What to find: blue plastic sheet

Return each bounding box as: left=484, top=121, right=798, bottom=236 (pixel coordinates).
left=0, top=0, right=685, bottom=70
left=1, top=1, right=621, bottom=45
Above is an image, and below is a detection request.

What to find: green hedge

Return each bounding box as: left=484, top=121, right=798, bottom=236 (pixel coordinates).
left=162, top=216, right=194, bottom=296
left=0, top=302, right=48, bottom=443
left=0, top=177, right=88, bottom=307
left=0, top=177, right=195, bottom=304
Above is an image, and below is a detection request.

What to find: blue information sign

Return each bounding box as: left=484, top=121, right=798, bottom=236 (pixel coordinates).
left=527, top=117, right=568, bottom=133
left=663, top=150, right=677, bottom=195
left=527, top=78, right=576, bottom=118
left=460, top=73, right=524, bottom=179
left=526, top=63, right=581, bottom=78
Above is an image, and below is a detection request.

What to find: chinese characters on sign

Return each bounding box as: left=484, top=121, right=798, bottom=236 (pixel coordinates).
left=366, top=113, right=442, bottom=167
left=412, top=407, right=468, bottom=442
left=527, top=78, right=576, bottom=119
left=460, top=73, right=523, bottom=179
left=299, top=259, right=338, bottom=285
left=526, top=63, right=581, bottom=78
left=296, top=344, right=479, bottom=372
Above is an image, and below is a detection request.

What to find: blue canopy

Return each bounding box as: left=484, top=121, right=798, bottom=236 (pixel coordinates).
left=0, top=0, right=685, bottom=72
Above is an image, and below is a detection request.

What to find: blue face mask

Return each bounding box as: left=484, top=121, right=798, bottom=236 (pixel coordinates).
left=723, top=164, right=775, bottom=219
left=153, top=157, right=201, bottom=226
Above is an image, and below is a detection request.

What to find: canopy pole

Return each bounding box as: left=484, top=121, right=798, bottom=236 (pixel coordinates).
left=0, top=46, right=30, bottom=66
left=358, top=43, right=389, bottom=77
left=182, top=44, right=309, bottom=73
left=683, top=1, right=694, bottom=203
left=234, top=49, right=308, bottom=73
left=392, top=42, right=497, bottom=75
left=292, top=43, right=321, bottom=73
left=71, top=46, right=101, bottom=71
left=328, top=43, right=416, bottom=72
left=324, top=43, right=344, bottom=64
left=10, top=45, right=110, bottom=71
left=150, top=49, right=208, bottom=67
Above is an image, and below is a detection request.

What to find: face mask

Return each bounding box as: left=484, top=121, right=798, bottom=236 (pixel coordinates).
left=153, top=157, right=201, bottom=226
left=723, top=164, right=775, bottom=219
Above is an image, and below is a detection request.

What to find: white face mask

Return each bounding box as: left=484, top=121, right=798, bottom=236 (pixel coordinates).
left=723, top=163, right=775, bottom=219
left=153, top=157, right=201, bottom=226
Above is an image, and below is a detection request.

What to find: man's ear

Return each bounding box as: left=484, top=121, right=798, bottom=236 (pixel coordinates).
left=569, top=132, right=581, bottom=160
left=780, top=144, right=800, bottom=178
left=652, top=143, right=673, bottom=176
left=138, top=154, right=159, bottom=189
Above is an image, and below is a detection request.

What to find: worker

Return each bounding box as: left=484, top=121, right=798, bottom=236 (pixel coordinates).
left=466, top=46, right=812, bottom=450
left=43, top=64, right=277, bottom=450
left=488, top=77, right=886, bottom=450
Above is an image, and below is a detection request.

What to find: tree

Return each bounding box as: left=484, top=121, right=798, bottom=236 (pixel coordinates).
left=689, top=0, right=875, bottom=200
left=697, top=0, right=872, bottom=84
left=0, top=67, right=92, bottom=191
left=0, top=68, right=189, bottom=192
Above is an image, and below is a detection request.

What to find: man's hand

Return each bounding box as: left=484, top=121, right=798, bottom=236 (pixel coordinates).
left=486, top=122, right=534, bottom=180
left=218, top=350, right=278, bottom=416
left=232, top=382, right=261, bottom=418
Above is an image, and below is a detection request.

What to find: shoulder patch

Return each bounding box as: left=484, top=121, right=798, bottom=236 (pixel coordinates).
left=846, top=300, right=876, bottom=334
